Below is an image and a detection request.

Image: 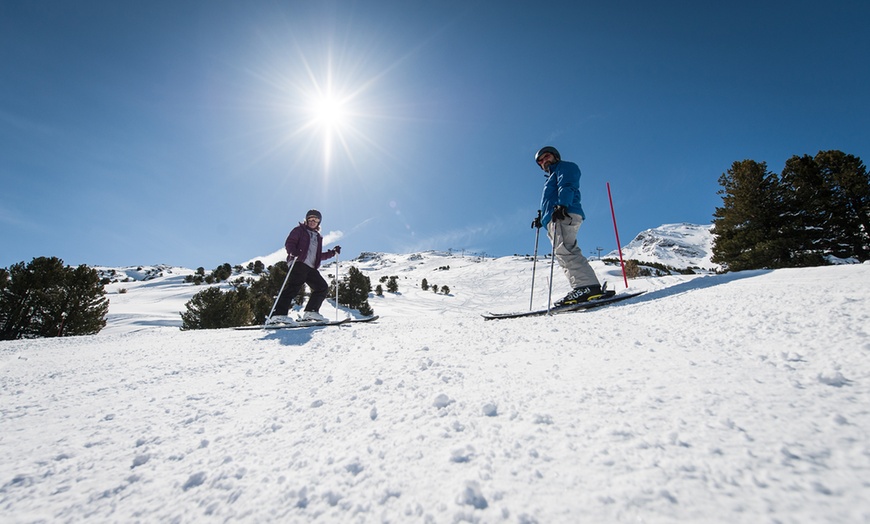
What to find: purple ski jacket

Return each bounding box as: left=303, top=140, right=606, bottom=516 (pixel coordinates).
left=284, top=223, right=338, bottom=269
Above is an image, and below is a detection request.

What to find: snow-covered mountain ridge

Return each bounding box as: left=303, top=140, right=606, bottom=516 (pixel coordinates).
left=606, top=223, right=717, bottom=270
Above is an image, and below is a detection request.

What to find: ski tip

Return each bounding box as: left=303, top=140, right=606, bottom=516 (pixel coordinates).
left=349, top=315, right=379, bottom=323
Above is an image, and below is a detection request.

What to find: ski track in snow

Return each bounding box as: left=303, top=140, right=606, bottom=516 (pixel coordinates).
left=1, top=258, right=870, bottom=523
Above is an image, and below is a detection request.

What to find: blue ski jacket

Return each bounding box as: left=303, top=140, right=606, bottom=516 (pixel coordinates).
left=540, top=160, right=586, bottom=227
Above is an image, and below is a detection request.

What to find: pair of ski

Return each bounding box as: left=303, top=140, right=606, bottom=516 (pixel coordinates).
left=483, top=291, right=645, bottom=320
left=235, top=315, right=379, bottom=331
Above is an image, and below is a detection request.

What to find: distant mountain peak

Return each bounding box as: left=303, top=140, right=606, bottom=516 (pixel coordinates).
left=606, top=223, right=718, bottom=270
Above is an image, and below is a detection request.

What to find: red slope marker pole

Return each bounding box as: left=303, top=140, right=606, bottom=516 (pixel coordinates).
left=607, top=182, right=629, bottom=288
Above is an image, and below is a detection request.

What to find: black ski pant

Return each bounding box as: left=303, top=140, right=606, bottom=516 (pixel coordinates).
left=272, top=262, right=329, bottom=316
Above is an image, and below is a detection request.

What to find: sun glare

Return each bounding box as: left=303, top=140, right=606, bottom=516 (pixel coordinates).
left=256, top=29, right=407, bottom=179
left=304, top=88, right=356, bottom=173
left=312, top=93, right=347, bottom=128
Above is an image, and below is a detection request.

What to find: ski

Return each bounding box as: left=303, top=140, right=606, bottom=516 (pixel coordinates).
left=348, top=315, right=379, bottom=324
left=234, top=318, right=351, bottom=330
left=234, top=315, right=379, bottom=331
left=483, top=291, right=645, bottom=320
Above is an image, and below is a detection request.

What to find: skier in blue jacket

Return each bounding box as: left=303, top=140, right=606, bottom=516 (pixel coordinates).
left=532, top=146, right=603, bottom=306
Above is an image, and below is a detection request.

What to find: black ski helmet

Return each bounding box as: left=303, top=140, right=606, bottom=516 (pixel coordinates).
left=535, top=146, right=561, bottom=165
left=306, top=209, right=322, bottom=220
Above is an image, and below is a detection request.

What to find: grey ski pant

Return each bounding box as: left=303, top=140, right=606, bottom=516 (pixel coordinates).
left=547, top=212, right=599, bottom=289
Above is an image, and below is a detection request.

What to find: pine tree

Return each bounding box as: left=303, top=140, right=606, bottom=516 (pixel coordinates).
left=780, top=151, right=870, bottom=262
left=181, top=287, right=253, bottom=330
left=0, top=257, right=108, bottom=339
left=711, top=160, right=790, bottom=271
left=245, top=261, right=289, bottom=322
left=335, top=266, right=373, bottom=316
left=59, top=264, right=111, bottom=336
left=780, top=154, right=830, bottom=265
left=212, top=263, right=233, bottom=281
left=815, top=151, right=870, bottom=261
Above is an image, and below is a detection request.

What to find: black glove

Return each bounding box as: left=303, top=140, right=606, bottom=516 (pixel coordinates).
left=530, top=215, right=542, bottom=229
left=552, top=205, right=568, bottom=221
left=334, top=245, right=342, bottom=254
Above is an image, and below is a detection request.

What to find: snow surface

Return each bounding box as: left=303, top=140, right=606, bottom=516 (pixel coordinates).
left=2, top=252, right=870, bottom=523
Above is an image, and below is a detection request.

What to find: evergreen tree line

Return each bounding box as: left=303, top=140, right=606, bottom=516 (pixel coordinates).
left=184, top=261, right=265, bottom=285
left=420, top=278, right=451, bottom=295
left=604, top=259, right=699, bottom=278
left=182, top=261, right=291, bottom=330
left=181, top=263, right=378, bottom=329
left=712, top=150, right=870, bottom=271
left=0, top=257, right=109, bottom=340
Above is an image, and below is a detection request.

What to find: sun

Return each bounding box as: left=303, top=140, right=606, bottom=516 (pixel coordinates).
left=284, top=51, right=378, bottom=175
left=308, top=90, right=351, bottom=170
left=250, top=29, right=405, bottom=179
left=304, top=88, right=356, bottom=172
left=311, top=92, right=347, bottom=129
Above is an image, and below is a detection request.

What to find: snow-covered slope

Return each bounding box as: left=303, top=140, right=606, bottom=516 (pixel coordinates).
left=2, top=251, right=870, bottom=522
left=95, top=265, right=202, bottom=335
left=607, top=223, right=718, bottom=270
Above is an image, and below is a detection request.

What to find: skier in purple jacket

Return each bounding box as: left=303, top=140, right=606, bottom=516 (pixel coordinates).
left=267, top=209, right=341, bottom=324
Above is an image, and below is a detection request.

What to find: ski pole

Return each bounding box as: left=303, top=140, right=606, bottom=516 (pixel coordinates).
left=334, top=251, right=340, bottom=321
left=547, top=222, right=557, bottom=315
left=607, top=182, right=629, bottom=288
left=530, top=210, right=542, bottom=311
left=267, top=258, right=296, bottom=321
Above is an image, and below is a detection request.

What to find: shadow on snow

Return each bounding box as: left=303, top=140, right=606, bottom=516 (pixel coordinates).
left=628, top=269, right=773, bottom=306
left=260, top=324, right=337, bottom=346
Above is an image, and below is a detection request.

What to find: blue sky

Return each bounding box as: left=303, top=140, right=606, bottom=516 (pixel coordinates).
left=2, top=1, right=868, bottom=269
